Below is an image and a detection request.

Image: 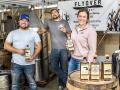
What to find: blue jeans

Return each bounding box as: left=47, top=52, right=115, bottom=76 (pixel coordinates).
left=11, top=63, right=37, bottom=90
left=50, top=49, right=68, bottom=87
left=68, top=57, right=81, bottom=74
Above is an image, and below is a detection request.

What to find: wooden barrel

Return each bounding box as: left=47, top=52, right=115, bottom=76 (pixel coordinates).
left=0, top=50, right=11, bottom=69
left=67, top=70, right=118, bottom=90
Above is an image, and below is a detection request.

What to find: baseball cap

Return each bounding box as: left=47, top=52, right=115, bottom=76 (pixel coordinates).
left=19, top=13, right=29, bottom=20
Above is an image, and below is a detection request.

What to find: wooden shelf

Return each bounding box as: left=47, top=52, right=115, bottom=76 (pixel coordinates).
left=106, top=31, right=120, bottom=34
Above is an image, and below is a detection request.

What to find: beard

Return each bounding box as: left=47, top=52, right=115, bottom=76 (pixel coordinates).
left=20, top=26, right=29, bottom=30
left=52, top=15, right=60, bottom=20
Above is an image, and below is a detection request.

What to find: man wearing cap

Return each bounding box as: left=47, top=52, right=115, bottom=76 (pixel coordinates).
left=41, top=9, right=71, bottom=90
left=4, top=13, right=42, bottom=90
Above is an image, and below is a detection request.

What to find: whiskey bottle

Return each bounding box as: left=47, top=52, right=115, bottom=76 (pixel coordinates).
left=25, top=45, right=31, bottom=59
left=103, top=54, right=112, bottom=80
left=80, top=56, right=90, bottom=80
left=66, top=36, right=74, bottom=52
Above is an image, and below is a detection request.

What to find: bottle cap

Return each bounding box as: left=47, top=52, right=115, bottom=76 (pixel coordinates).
left=105, top=54, right=109, bottom=59
left=93, top=54, right=97, bottom=59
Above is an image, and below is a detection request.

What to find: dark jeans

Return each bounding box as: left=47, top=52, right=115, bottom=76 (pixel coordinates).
left=11, top=63, right=37, bottom=90
left=50, top=49, right=69, bottom=87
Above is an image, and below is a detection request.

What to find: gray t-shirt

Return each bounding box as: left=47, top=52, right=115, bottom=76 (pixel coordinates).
left=5, top=28, right=41, bottom=65
left=44, top=19, right=71, bottom=49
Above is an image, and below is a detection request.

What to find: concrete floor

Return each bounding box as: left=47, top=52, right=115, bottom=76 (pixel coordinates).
left=38, top=77, right=58, bottom=90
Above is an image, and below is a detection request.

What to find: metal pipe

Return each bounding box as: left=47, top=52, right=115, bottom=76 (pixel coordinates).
left=41, top=0, right=45, bottom=23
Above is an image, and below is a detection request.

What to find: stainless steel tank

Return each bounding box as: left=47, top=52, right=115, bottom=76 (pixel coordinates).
left=35, top=58, right=43, bottom=82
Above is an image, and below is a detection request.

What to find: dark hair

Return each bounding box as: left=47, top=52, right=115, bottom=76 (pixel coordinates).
left=50, top=8, right=59, bottom=13
left=77, top=8, right=89, bottom=20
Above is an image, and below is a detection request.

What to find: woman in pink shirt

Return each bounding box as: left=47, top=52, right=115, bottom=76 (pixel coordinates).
left=68, top=8, right=97, bottom=73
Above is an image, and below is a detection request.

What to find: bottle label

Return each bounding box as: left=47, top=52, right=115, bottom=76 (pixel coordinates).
left=25, top=45, right=31, bottom=59
left=58, top=24, right=64, bottom=30
left=66, top=39, right=74, bottom=51
left=25, top=50, right=31, bottom=58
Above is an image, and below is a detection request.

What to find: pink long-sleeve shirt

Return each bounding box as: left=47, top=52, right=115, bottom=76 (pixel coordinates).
left=71, top=24, right=97, bottom=62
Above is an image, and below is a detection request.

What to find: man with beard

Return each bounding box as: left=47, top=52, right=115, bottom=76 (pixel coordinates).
left=41, top=9, right=71, bottom=90
left=4, top=13, right=42, bottom=90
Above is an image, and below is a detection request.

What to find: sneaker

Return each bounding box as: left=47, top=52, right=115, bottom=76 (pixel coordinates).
left=58, top=86, right=64, bottom=90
